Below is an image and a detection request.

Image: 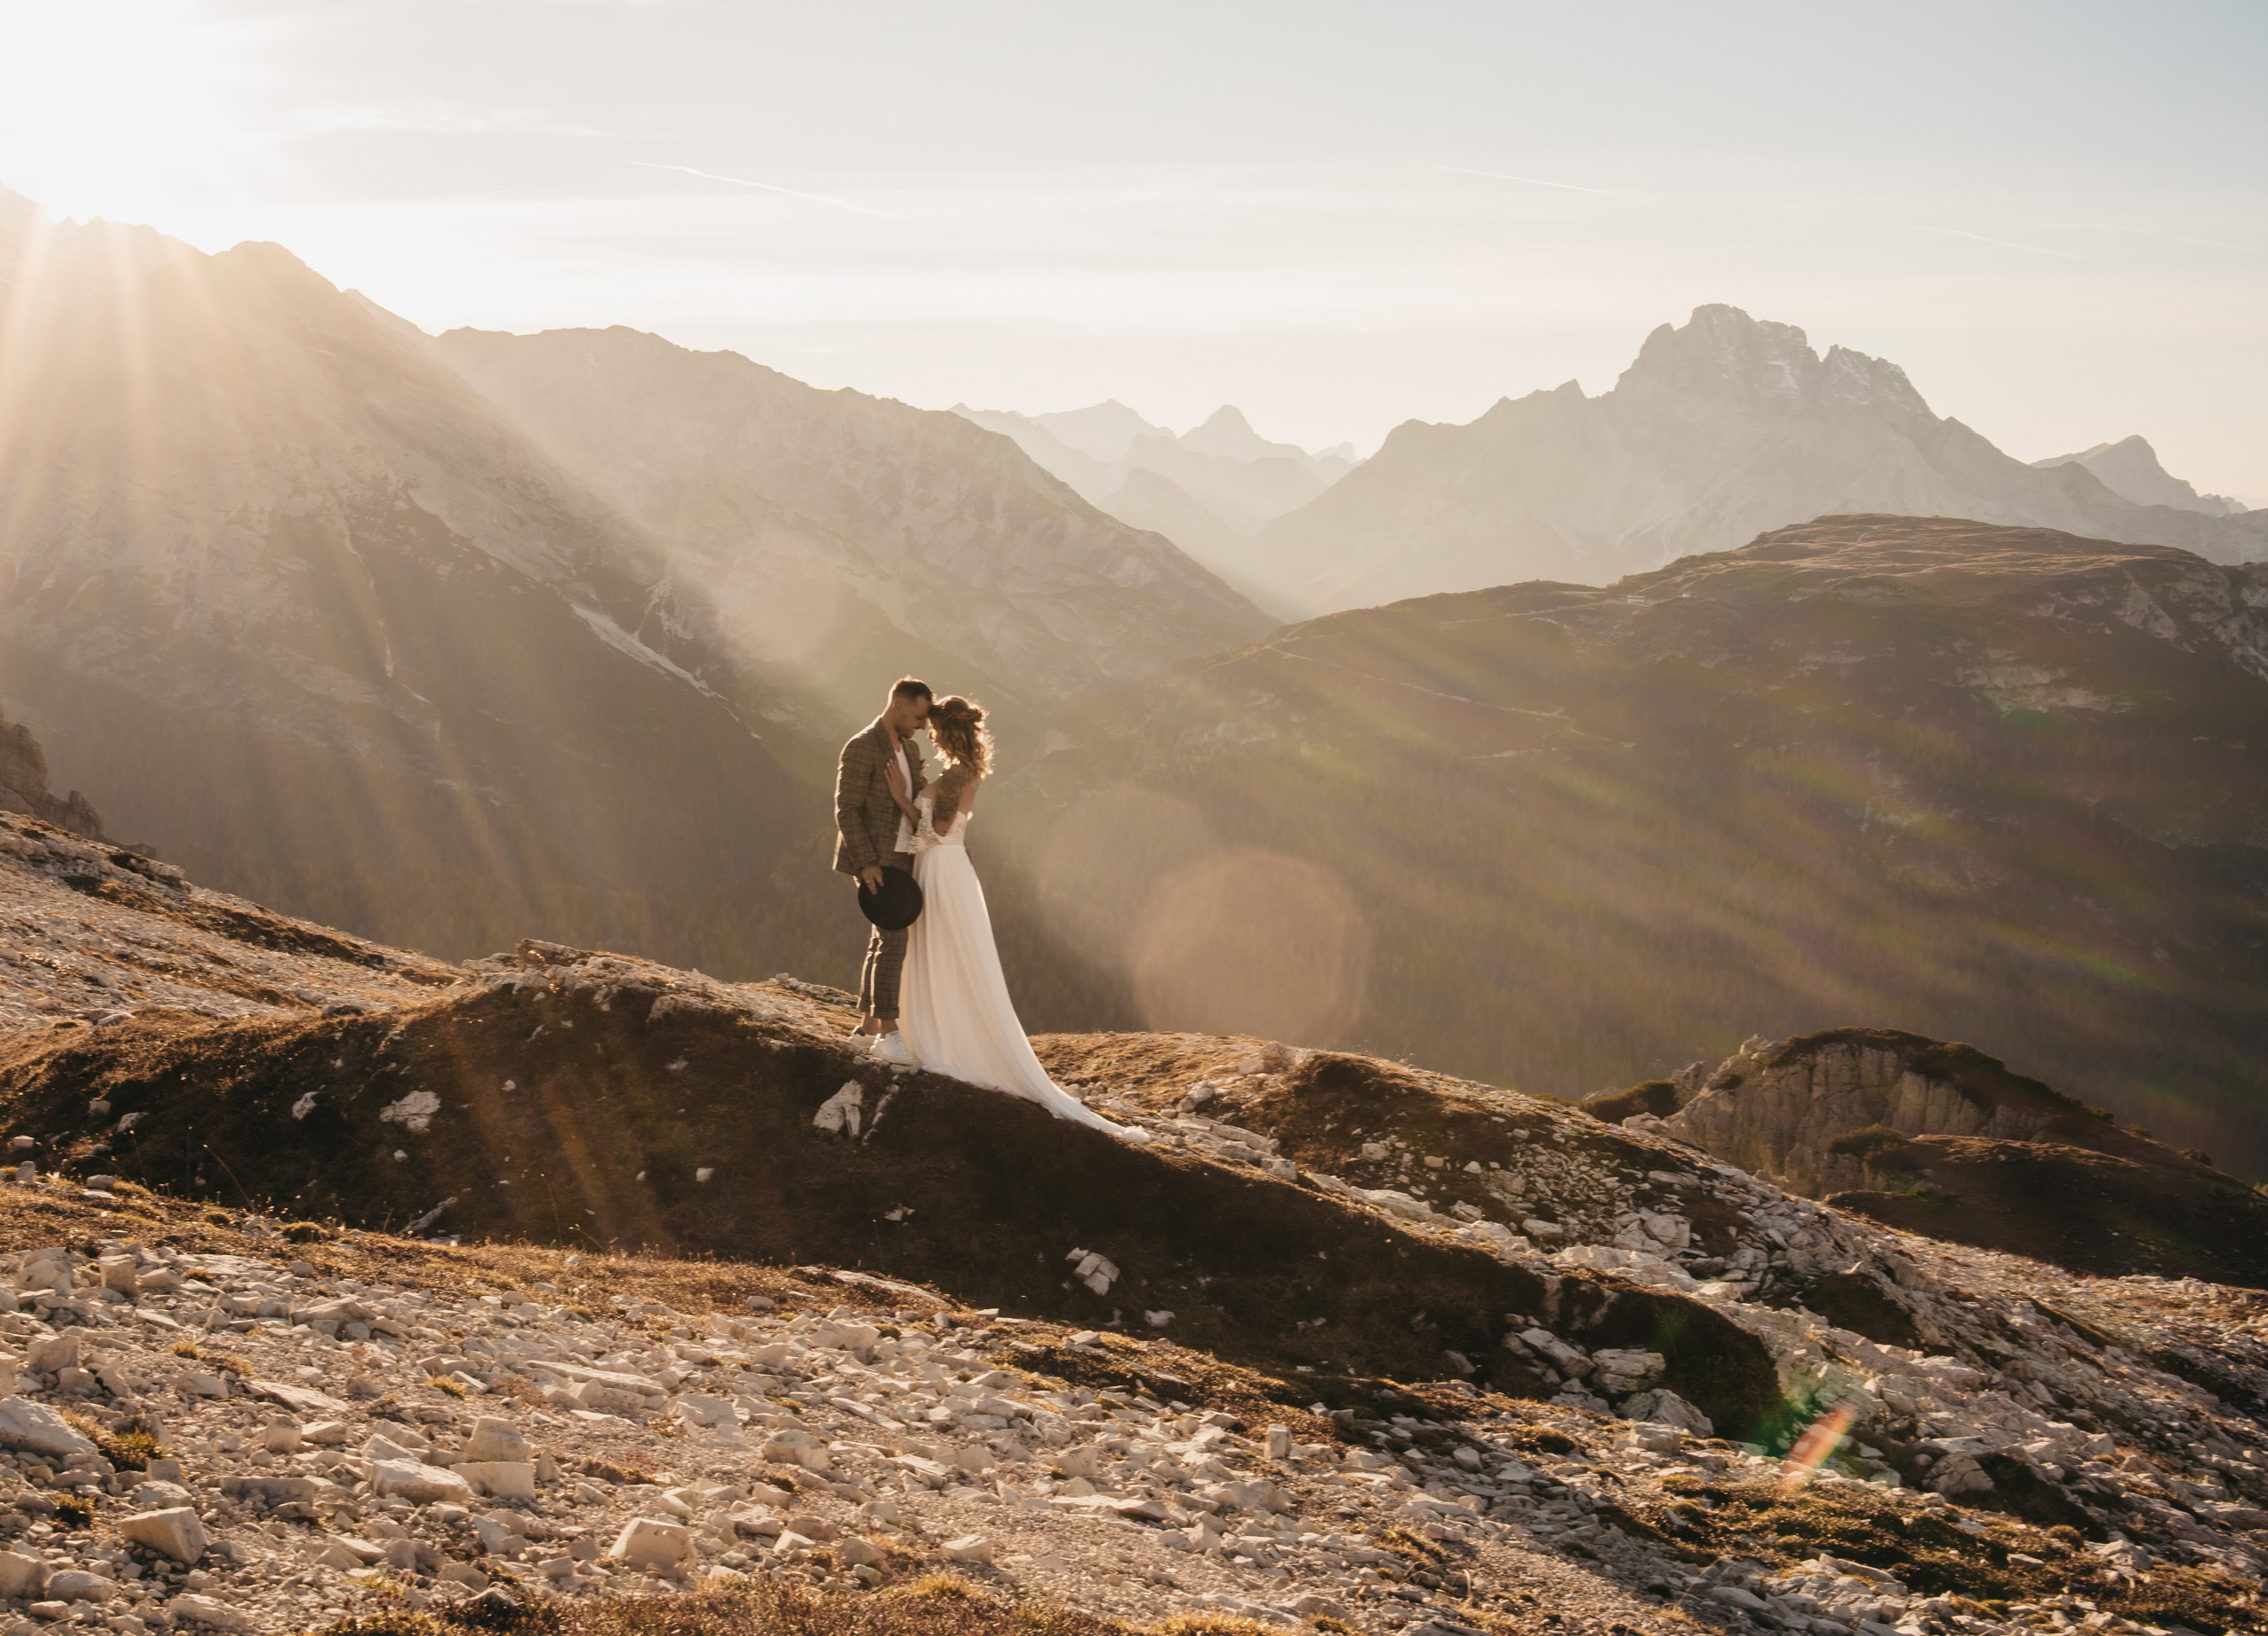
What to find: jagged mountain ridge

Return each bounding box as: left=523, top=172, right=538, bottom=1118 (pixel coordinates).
left=2, top=814, right=2265, bottom=1635
left=435, top=328, right=1270, bottom=731
left=983, top=516, right=2268, bottom=1175
left=1243, top=305, right=2268, bottom=614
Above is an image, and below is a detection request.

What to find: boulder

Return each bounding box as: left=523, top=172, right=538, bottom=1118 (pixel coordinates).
left=48, top=1570, right=118, bottom=1601
left=941, top=1535, right=994, bottom=1563
left=675, top=1392, right=738, bottom=1430
left=1621, top=1388, right=1714, bottom=1436
left=458, top=1461, right=537, bottom=1500
left=463, top=1417, right=531, bottom=1463
left=610, top=1517, right=692, bottom=1570
left=0, top=1396, right=97, bottom=1459
left=170, top=1594, right=252, bottom=1631
left=0, top=1550, right=49, bottom=1597
left=369, top=1460, right=475, bottom=1504
left=121, top=1508, right=209, bottom=1563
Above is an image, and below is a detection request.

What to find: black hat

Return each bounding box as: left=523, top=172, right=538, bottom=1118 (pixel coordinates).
left=858, top=865, right=923, bottom=931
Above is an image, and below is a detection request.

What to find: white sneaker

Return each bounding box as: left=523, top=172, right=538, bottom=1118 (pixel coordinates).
left=871, top=1031, right=916, bottom=1066
left=845, top=1030, right=875, bottom=1053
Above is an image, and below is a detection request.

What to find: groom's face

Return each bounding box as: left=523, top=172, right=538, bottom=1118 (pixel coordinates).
left=888, top=694, right=931, bottom=736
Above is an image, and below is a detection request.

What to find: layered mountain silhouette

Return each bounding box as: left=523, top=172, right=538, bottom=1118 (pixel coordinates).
left=955, top=400, right=1358, bottom=613
left=1240, top=306, right=2268, bottom=614
left=2031, top=434, right=2246, bottom=516
left=0, top=190, right=1264, bottom=972
left=983, top=516, right=2268, bottom=1175
left=439, top=330, right=1267, bottom=731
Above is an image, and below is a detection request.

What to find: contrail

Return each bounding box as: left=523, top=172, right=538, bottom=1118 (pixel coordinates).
left=1422, top=164, right=1618, bottom=196
left=629, top=161, right=900, bottom=219
left=1922, top=225, right=2078, bottom=260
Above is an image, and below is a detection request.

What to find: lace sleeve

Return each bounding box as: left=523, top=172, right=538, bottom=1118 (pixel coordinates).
left=908, top=795, right=944, bottom=854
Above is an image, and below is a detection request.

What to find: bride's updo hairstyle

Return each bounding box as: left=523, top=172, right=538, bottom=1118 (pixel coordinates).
left=928, top=694, right=993, bottom=774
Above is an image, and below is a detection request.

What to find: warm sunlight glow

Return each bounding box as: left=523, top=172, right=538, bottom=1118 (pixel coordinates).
left=0, top=0, right=261, bottom=221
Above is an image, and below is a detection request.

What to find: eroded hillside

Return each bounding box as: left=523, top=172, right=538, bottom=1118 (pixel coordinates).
left=0, top=812, right=2264, bottom=1636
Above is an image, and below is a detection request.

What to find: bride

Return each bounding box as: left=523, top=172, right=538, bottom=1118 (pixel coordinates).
left=883, top=695, right=1146, bottom=1142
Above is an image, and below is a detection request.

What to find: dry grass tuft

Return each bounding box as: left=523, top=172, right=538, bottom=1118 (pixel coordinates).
left=307, top=1578, right=1139, bottom=1636
left=60, top=1409, right=162, bottom=1471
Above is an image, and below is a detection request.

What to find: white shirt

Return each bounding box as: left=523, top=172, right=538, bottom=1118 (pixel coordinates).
left=890, top=734, right=914, bottom=856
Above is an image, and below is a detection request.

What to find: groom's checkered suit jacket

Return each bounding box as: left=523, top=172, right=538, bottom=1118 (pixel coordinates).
left=833, top=716, right=928, bottom=877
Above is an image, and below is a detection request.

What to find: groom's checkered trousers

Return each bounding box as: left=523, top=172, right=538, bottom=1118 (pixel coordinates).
left=836, top=715, right=927, bottom=1021
left=858, top=848, right=915, bottom=1021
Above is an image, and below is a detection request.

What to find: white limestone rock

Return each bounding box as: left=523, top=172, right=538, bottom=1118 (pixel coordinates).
left=610, top=1517, right=693, bottom=1569
left=170, top=1594, right=253, bottom=1631
left=369, top=1459, right=476, bottom=1504
left=121, top=1507, right=209, bottom=1563
left=0, top=1396, right=97, bottom=1459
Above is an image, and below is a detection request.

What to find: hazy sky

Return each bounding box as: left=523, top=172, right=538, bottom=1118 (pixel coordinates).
left=4, top=1, right=2264, bottom=494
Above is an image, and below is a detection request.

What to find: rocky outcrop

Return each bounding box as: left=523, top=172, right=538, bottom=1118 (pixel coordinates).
left=1241, top=304, right=2268, bottom=613
left=1639, top=1029, right=2085, bottom=1197
left=0, top=717, right=100, bottom=839
left=1586, top=1027, right=2268, bottom=1286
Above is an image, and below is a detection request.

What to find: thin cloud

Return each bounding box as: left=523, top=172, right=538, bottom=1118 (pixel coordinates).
left=1421, top=164, right=1619, bottom=197
left=2087, top=222, right=2253, bottom=254
left=302, top=102, right=604, bottom=137
left=628, top=162, right=902, bottom=219
left=1922, top=225, right=2079, bottom=260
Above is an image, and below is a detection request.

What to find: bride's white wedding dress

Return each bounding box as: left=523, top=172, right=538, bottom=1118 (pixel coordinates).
left=898, top=792, right=1145, bottom=1141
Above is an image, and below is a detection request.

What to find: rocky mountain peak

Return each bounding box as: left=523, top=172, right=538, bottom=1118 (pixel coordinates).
left=1819, top=344, right=1935, bottom=417
left=1615, top=303, right=1827, bottom=414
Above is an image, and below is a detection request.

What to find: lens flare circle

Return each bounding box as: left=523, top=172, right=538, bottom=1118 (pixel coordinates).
left=1130, top=847, right=1369, bottom=1043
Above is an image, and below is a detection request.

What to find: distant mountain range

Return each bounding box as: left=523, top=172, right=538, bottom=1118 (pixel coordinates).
left=0, top=189, right=1266, bottom=970
left=954, top=399, right=1359, bottom=614
left=1236, top=306, right=2268, bottom=615
left=984, top=516, right=2268, bottom=1175
left=2030, top=434, right=2248, bottom=516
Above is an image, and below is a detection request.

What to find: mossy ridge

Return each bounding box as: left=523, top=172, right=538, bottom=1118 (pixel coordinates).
left=1638, top=1476, right=2256, bottom=1633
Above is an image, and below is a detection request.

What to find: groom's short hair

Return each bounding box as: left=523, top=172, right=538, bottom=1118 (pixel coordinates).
left=889, top=676, right=934, bottom=704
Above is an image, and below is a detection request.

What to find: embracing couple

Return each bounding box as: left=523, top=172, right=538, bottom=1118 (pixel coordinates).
left=833, top=677, right=1145, bottom=1143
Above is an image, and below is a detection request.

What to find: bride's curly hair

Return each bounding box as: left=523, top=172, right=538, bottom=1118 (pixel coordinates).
left=928, top=694, right=993, bottom=775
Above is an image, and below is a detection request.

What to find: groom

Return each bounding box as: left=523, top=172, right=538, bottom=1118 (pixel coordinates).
left=835, top=676, right=932, bottom=1060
